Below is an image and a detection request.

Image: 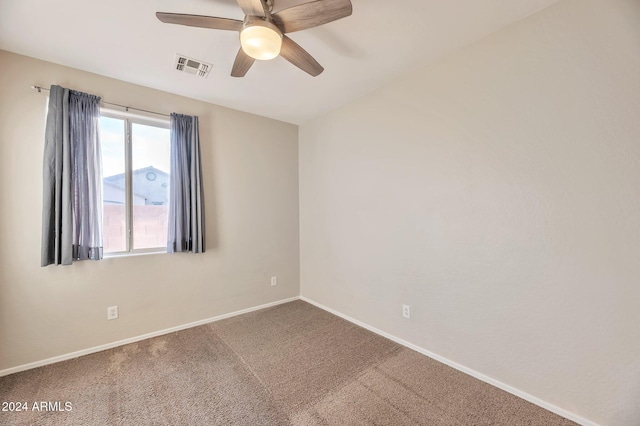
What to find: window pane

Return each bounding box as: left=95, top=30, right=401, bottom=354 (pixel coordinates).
left=100, top=116, right=127, bottom=253
left=131, top=123, right=171, bottom=250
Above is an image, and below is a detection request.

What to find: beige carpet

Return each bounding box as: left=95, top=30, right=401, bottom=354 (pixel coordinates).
left=0, top=300, right=575, bottom=425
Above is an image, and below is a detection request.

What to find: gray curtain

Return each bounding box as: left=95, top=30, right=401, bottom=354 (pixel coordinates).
left=167, top=113, right=205, bottom=253
left=41, top=85, right=103, bottom=266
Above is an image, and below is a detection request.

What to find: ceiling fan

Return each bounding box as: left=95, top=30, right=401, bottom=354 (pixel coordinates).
left=156, top=0, right=353, bottom=77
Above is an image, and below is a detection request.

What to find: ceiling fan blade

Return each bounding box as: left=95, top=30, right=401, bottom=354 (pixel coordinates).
left=280, top=36, right=324, bottom=77
left=273, top=0, right=352, bottom=33
left=231, top=48, right=256, bottom=77
left=236, top=0, right=267, bottom=17
left=156, top=12, right=243, bottom=31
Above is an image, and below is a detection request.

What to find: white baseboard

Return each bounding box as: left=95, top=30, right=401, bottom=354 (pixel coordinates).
left=0, top=296, right=300, bottom=377
left=299, top=296, right=597, bottom=426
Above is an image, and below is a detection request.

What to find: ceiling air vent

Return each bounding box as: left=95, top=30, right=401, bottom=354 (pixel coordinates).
left=174, top=54, right=212, bottom=78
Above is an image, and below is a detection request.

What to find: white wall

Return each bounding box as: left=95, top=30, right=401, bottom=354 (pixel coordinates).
left=0, top=50, right=299, bottom=371
left=299, top=0, right=640, bottom=424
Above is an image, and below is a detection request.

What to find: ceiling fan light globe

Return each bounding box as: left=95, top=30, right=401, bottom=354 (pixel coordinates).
left=240, top=24, right=282, bottom=60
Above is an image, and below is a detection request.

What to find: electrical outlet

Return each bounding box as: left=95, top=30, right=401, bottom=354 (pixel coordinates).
left=107, top=306, right=118, bottom=320
left=271, top=276, right=277, bottom=286
left=402, top=304, right=411, bottom=319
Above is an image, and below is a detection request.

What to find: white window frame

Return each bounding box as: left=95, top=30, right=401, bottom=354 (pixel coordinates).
left=101, top=108, right=170, bottom=257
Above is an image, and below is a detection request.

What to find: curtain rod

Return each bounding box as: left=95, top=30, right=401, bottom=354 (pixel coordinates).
left=31, top=85, right=171, bottom=118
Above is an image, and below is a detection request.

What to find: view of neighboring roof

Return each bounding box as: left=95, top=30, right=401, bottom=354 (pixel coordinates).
left=104, top=166, right=169, bottom=205
left=104, top=166, right=169, bottom=183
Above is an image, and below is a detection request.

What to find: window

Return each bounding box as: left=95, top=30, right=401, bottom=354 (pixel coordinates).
left=100, top=110, right=171, bottom=255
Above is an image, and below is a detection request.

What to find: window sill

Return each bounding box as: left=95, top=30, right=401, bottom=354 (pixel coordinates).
left=104, top=250, right=166, bottom=259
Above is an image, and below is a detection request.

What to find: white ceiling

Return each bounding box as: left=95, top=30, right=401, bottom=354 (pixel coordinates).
left=0, top=0, right=559, bottom=124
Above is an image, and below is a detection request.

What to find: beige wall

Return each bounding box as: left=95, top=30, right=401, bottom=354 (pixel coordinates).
left=299, top=0, right=640, bottom=424
left=0, top=50, right=299, bottom=371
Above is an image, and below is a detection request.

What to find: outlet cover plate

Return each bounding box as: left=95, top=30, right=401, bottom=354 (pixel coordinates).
left=402, top=304, right=411, bottom=319
left=107, top=306, right=119, bottom=320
